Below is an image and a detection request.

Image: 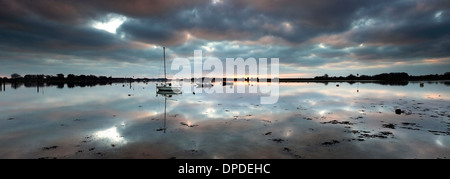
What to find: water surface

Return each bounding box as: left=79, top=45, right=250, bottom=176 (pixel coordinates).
left=0, top=82, right=449, bottom=158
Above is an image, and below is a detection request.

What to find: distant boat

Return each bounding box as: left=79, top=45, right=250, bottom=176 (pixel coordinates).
left=156, top=47, right=182, bottom=93
left=222, top=81, right=233, bottom=86
left=195, top=79, right=214, bottom=88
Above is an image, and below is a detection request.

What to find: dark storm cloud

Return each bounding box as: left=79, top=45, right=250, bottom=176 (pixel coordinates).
left=117, top=1, right=263, bottom=46
left=0, top=0, right=206, bottom=23
left=351, top=39, right=450, bottom=62
left=0, top=0, right=208, bottom=56
left=0, top=15, right=121, bottom=50
left=118, top=19, right=187, bottom=46
left=1, top=0, right=450, bottom=77
left=345, top=0, right=450, bottom=61
left=1, top=0, right=449, bottom=46
left=0, top=14, right=154, bottom=65
left=227, top=0, right=386, bottom=42
left=0, top=1, right=168, bottom=64
left=349, top=0, right=450, bottom=44
left=170, top=0, right=379, bottom=43
left=116, top=0, right=378, bottom=45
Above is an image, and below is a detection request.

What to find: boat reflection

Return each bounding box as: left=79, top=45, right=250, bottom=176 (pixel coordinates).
left=156, top=90, right=181, bottom=133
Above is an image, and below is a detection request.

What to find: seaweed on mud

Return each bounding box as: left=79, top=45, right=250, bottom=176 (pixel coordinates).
left=320, top=120, right=354, bottom=125
left=401, top=122, right=416, bottom=126
left=382, top=123, right=396, bottom=129
left=428, top=130, right=450, bottom=136
left=400, top=122, right=421, bottom=130
left=400, top=127, right=421, bottom=130
left=321, top=140, right=340, bottom=145
left=271, top=138, right=285, bottom=143
left=42, top=146, right=58, bottom=150
left=358, top=131, right=394, bottom=139
left=282, top=147, right=302, bottom=159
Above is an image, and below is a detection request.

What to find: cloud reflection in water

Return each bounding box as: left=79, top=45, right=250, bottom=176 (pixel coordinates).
left=0, top=82, right=449, bottom=158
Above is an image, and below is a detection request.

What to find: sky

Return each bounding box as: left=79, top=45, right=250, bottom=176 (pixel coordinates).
left=1, top=0, right=450, bottom=78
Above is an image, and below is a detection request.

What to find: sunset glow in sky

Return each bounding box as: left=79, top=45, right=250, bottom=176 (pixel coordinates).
left=1, top=0, right=449, bottom=78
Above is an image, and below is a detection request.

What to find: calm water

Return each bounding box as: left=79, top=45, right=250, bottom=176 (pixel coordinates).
left=0, top=81, right=449, bottom=159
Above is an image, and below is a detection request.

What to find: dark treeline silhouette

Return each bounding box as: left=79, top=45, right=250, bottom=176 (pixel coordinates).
left=3, top=73, right=166, bottom=82
left=179, top=72, right=450, bottom=87
left=0, top=73, right=165, bottom=90
left=313, top=72, right=450, bottom=81
left=276, top=72, right=450, bottom=86
left=1, top=72, right=449, bottom=90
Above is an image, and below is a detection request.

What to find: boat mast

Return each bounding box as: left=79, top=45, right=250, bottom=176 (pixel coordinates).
left=163, top=47, right=166, bottom=83
left=164, top=96, right=167, bottom=133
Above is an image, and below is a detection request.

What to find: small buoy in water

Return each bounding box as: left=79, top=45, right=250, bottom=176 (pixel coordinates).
left=193, top=92, right=196, bottom=95
left=128, top=94, right=131, bottom=96
left=420, top=82, right=424, bottom=88
left=336, top=84, right=340, bottom=87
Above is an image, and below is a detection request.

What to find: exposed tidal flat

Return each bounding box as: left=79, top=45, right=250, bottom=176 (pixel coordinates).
left=0, top=82, right=449, bottom=159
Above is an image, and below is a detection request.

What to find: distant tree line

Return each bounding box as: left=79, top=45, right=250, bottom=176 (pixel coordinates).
left=1, top=73, right=159, bottom=85
left=11, top=73, right=112, bottom=81
left=3, top=72, right=450, bottom=83
left=313, top=72, right=450, bottom=81
left=0, top=73, right=158, bottom=90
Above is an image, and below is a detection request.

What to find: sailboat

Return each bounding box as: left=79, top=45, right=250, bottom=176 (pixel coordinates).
left=156, top=47, right=182, bottom=93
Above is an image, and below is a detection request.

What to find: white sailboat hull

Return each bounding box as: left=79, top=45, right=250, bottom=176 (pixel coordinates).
left=156, top=83, right=182, bottom=93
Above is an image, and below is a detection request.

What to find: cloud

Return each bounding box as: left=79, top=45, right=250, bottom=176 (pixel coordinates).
left=0, top=0, right=207, bottom=23
left=0, top=0, right=449, bottom=77
left=0, top=14, right=124, bottom=51
left=118, top=19, right=190, bottom=47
